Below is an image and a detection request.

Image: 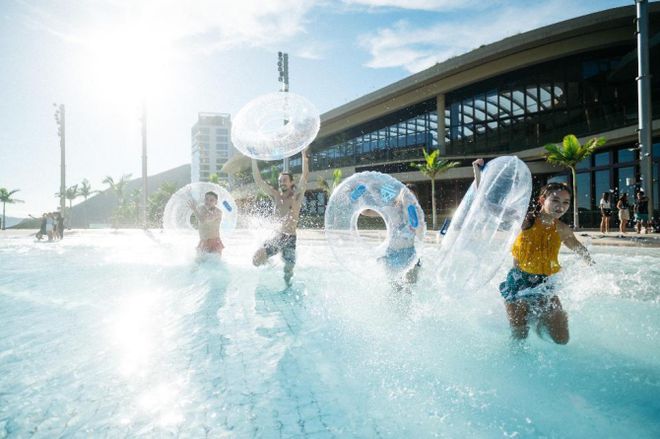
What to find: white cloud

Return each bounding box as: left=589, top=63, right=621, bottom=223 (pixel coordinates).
left=19, top=0, right=322, bottom=53
left=294, top=42, right=331, bottom=60
left=358, top=0, right=607, bottom=73
left=342, top=0, right=481, bottom=11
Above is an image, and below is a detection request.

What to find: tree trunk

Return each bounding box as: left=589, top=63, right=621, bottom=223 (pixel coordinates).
left=571, top=166, right=579, bottom=229
left=1, top=202, right=5, bottom=230
left=431, top=176, right=437, bottom=230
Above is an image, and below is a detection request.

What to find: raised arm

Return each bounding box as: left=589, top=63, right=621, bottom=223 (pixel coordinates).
left=252, top=159, right=278, bottom=197
left=472, top=158, right=484, bottom=188
left=187, top=199, right=201, bottom=218
left=297, top=148, right=310, bottom=194
left=557, top=222, right=594, bottom=265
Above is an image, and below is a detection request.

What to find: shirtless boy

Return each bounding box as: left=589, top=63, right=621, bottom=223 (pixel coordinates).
left=188, top=191, right=224, bottom=256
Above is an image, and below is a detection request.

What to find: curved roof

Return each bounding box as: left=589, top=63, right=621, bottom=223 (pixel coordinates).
left=318, top=4, right=659, bottom=138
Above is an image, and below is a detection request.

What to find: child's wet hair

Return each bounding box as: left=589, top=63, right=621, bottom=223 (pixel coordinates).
left=538, top=182, right=571, bottom=198
left=205, top=191, right=218, bottom=201
left=521, top=182, right=572, bottom=230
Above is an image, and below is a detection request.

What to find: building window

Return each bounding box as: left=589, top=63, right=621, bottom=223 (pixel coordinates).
left=443, top=46, right=648, bottom=155
left=308, top=100, right=437, bottom=172
left=616, top=166, right=635, bottom=195
left=594, top=169, right=611, bottom=202
left=594, top=151, right=609, bottom=167
left=576, top=172, right=592, bottom=211
left=617, top=148, right=635, bottom=163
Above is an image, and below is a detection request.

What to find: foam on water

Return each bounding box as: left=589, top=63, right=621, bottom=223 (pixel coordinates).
left=0, top=230, right=659, bottom=437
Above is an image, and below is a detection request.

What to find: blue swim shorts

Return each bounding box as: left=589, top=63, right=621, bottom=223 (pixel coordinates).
left=381, top=246, right=417, bottom=271
left=499, top=267, right=553, bottom=303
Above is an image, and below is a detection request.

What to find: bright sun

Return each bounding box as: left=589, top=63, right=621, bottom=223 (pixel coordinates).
left=81, top=23, right=174, bottom=107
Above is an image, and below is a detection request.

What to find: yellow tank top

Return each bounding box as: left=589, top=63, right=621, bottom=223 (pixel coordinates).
left=511, top=218, right=562, bottom=275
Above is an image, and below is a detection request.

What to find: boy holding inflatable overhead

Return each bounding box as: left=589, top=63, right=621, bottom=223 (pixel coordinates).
left=251, top=149, right=310, bottom=287
left=188, top=191, right=224, bottom=256
left=474, top=161, right=593, bottom=344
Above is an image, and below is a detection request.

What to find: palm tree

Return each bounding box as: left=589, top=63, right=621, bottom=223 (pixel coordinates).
left=0, top=188, right=24, bottom=230
left=148, top=182, right=178, bottom=227
left=410, top=149, right=459, bottom=230
left=127, top=188, right=142, bottom=225
left=54, top=185, right=80, bottom=228
left=317, top=168, right=343, bottom=195
left=65, top=184, right=79, bottom=210
left=269, top=165, right=279, bottom=188
left=103, top=174, right=132, bottom=203
left=545, top=134, right=606, bottom=229
left=208, top=173, right=228, bottom=188
left=103, top=174, right=132, bottom=227
left=78, top=179, right=95, bottom=201
left=65, top=185, right=79, bottom=228
left=78, top=179, right=98, bottom=228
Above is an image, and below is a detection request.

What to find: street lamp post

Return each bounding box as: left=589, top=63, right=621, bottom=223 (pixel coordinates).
left=54, top=104, right=66, bottom=215
left=636, top=0, right=654, bottom=219
left=278, top=51, right=290, bottom=172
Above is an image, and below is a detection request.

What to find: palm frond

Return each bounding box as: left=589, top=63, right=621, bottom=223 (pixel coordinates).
left=0, top=188, right=23, bottom=203
left=545, top=134, right=607, bottom=168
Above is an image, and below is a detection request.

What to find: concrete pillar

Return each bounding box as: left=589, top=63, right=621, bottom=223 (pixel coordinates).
left=437, top=94, right=446, bottom=154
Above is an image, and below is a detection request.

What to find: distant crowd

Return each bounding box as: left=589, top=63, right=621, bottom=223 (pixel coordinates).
left=599, top=189, right=656, bottom=234
left=31, top=212, right=64, bottom=241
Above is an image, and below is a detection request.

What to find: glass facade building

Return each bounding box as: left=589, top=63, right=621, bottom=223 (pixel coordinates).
left=255, top=7, right=660, bottom=228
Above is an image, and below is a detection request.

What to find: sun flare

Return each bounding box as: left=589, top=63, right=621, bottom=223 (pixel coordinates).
left=81, top=23, right=175, bottom=106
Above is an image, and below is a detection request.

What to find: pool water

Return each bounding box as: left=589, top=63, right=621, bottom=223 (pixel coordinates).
left=0, top=230, right=659, bottom=438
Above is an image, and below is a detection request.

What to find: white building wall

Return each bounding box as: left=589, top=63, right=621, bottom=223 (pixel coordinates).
left=191, top=113, right=236, bottom=183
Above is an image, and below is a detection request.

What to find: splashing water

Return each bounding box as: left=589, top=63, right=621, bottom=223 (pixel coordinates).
left=0, top=229, right=658, bottom=437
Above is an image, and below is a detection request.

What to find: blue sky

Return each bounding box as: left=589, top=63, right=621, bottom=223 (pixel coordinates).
left=0, top=0, right=635, bottom=217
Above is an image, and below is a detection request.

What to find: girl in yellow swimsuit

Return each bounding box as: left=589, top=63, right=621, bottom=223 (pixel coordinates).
left=499, top=182, right=593, bottom=344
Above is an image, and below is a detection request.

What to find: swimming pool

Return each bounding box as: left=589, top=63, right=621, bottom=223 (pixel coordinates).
left=0, top=229, right=658, bottom=437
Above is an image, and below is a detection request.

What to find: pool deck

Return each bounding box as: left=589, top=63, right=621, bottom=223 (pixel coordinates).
left=298, top=228, right=660, bottom=248
left=3, top=228, right=660, bottom=248
left=570, top=231, right=660, bottom=248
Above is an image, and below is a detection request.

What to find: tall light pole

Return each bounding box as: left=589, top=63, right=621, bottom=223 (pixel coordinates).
left=54, top=104, right=66, bottom=215
left=140, top=100, right=148, bottom=229
left=278, top=51, right=290, bottom=172
left=636, top=0, right=654, bottom=219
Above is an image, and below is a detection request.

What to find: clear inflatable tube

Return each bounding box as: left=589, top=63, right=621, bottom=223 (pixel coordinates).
left=163, top=182, right=238, bottom=237
left=325, top=172, right=426, bottom=279
left=436, top=156, right=532, bottom=290
left=232, top=92, right=320, bottom=161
